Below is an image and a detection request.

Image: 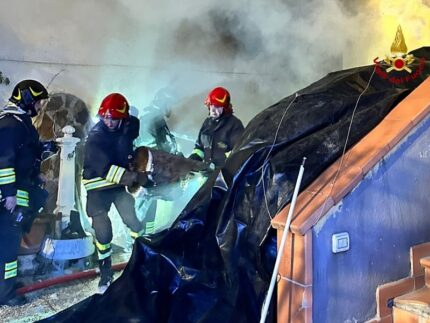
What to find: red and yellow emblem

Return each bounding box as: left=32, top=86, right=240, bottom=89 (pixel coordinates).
left=383, top=25, right=415, bottom=73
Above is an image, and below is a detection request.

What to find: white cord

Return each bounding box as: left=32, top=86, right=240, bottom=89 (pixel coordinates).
left=259, top=66, right=376, bottom=240
left=279, top=275, right=312, bottom=288
left=259, top=68, right=377, bottom=323
left=261, top=93, right=299, bottom=219
left=314, top=66, right=377, bottom=221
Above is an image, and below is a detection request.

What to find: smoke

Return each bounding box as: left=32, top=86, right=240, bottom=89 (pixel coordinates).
left=0, top=0, right=428, bottom=141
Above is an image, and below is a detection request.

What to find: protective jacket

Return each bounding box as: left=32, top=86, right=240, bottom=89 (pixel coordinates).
left=0, top=102, right=43, bottom=302
left=0, top=103, right=41, bottom=206
left=83, top=116, right=140, bottom=191
left=191, top=113, right=244, bottom=168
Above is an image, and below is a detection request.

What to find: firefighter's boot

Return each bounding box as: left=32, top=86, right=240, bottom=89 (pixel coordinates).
left=98, top=257, right=113, bottom=294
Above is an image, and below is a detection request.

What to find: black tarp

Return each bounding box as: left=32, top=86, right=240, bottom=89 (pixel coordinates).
left=42, top=47, right=430, bottom=323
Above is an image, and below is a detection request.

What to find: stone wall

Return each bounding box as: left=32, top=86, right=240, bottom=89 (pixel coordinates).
left=33, top=93, right=92, bottom=215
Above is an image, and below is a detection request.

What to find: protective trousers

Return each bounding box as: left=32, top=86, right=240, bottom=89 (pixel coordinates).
left=142, top=199, right=157, bottom=234
left=86, top=187, right=143, bottom=260
left=0, top=208, right=21, bottom=304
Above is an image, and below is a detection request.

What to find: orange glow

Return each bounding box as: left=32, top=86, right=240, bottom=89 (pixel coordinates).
left=374, top=1, right=429, bottom=55
left=346, top=0, right=430, bottom=67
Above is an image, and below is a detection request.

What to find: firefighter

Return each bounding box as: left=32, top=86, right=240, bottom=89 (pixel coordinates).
left=135, top=88, right=178, bottom=154
left=189, top=87, right=244, bottom=168
left=83, top=93, right=151, bottom=293
left=0, top=79, right=49, bottom=306
left=134, top=88, right=179, bottom=234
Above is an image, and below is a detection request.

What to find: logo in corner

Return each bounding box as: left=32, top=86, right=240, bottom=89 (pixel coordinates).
left=373, top=25, right=425, bottom=84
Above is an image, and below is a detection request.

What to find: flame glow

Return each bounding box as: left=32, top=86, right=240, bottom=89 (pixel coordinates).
left=365, top=0, right=430, bottom=63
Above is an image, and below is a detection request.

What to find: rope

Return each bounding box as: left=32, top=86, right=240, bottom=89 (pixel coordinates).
left=314, top=66, right=377, bottom=221
left=261, top=93, right=299, bottom=219
left=279, top=275, right=312, bottom=288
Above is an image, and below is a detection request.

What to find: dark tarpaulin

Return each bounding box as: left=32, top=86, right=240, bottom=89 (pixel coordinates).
left=42, top=47, right=430, bottom=323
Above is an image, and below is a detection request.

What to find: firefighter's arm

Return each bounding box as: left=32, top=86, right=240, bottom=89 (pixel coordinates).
left=227, top=119, right=245, bottom=152
left=97, top=153, right=151, bottom=188
left=0, top=118, right=21, bottom=198
left=189, top=129, right=204, bottom=161
left=189, top=147, right=204, bottom=161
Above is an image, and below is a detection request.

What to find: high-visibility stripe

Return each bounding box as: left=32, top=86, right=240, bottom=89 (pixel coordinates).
left=145, top=222, right=155, bottom=234
left=0, top=190, right=29, bottom=207
left=95, top=241, right=111, bottom=252
left=82, top=177, right=102, bottom=185
left=83, top=164, right=126, bottom=190
left=16, top=189, right=29, bottom=207
left=225, top=151, right=231, bottom=158
left=16, top=197, right=29, bottom=207
left=0, top=175, right=15, bottom=185
left=0, top=168, right=15, bottom=176
left=0, top=168, right=16, bottom=185
left=83, top=177, right=115, bottom=191
left=192, top=148, right=204, bottom=159
left=4, top=268, right=17, bottom=280
left=105, top=166, right=118, bottom=183
left=130, top=229, right=145, bottom=239
left=17, top=190, right=29, bottom=199
left=96, top=240, right=111, bottom=260
left=5, top=260, right=17, bottom=271
left=106, top=165, right=126, bottom=184
left=113, top=167, right=125, bottom=184
left=98, top=250, right=112, bottom=260
left=82, top=177, right=110, bottom=185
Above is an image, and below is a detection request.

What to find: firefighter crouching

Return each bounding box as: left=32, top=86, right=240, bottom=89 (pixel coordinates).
left=0, top=80, right=50, bottom=306
left=83, top=93, right=151, bottom=293
left=189, top=87, right=244, bottom=169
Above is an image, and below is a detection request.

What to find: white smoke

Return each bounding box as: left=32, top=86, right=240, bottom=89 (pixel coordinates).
left=0, top=0, right=428, bottom=141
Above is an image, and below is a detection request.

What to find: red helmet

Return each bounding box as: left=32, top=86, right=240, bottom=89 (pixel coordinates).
left=205, top=87, right=231, bottom=109
left=98, top=93, right=129, bottom=119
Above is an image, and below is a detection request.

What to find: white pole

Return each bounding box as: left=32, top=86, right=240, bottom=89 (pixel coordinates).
left=54, top=126, right=80, bottom=236
left=259, top=157, right=307, bottom=323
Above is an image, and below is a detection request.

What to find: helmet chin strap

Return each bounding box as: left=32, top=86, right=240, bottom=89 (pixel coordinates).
left=18, top=102, right=37, bottom=117
left=19, top=88, right=38, bottom=117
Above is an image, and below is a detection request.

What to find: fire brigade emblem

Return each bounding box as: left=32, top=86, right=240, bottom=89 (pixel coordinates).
left=373, top=25, right=426, bottom=84
left=383, top=25, right=414, bottom=73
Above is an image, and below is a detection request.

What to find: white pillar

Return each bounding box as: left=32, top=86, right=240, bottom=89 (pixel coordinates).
left=54, top=126, right=81, bottom=236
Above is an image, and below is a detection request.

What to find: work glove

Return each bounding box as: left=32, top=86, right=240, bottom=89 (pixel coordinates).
left=3, top=196, right=17, bottom=213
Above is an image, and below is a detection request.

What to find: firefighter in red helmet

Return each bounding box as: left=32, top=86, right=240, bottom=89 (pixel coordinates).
left=83, top=93, right=152, bottom=293
left=189, top=87, right=244, bottom=168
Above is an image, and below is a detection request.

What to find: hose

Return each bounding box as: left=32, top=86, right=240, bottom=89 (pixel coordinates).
left=16, top=262, right=127, bottom=295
